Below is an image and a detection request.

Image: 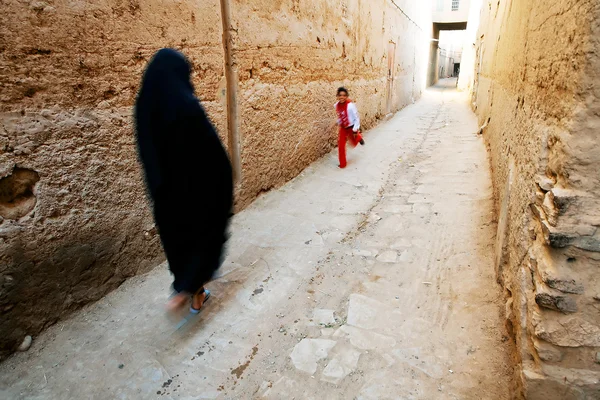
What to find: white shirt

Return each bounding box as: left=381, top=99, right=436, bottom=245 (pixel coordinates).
left=335, top=101, right=360, bottom=132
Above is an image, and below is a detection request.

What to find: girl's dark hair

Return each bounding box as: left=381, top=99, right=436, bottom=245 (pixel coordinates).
left=337, top=87, right=348, bottom=95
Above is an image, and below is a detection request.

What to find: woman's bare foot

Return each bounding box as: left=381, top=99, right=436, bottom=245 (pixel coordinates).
left=191, top=289, right=208, bottom=311
left=166, top=292, right=188, bottom=314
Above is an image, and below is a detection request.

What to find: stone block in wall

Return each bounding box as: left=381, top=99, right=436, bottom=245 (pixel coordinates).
left=574, top=234, right=600, bottom=253
left=542, top=191, right=558, bottom=227
left=533, top=261, right=578, bottom=314
left=540, top=219, right=598, bottom=251
left=536, top=175, right=555, bottom=192
left=522, top=367, right=584, bottom=400
left=534, top=290, right=577, bottom=314
left=535, top=189, right=545, bottom=204
left=534, top=254, right=584, bottom=295
left=533, top=338, right=563, bottom=362
left=540, top=220, right=577, bottom=248
left=530, top=203, right=546, bottom=222
left=548, top=188, right=600, bottom=226
left=529, top=189, right=595, bottom=250
left=533, top=310, right=600, bottom=347
left=550, top=187, right=577, bottom=215
left=536, top=190, right=600, bottom=253
left=523, top=364, right=600, bottom=400
left=542, top=365, right=600, bottom=399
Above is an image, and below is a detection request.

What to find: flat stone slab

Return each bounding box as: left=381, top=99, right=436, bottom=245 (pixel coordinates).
left=346, top=294, right=399, bottom=332
left=312, top=309, right=336, bottom=325
left=321, top=346, right=361, bottom=384
left=290, top=339, right=337, bottom=374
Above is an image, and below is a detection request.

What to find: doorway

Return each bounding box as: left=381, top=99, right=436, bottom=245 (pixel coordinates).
left=428, top=22, right=467, bottom=86
left=453, top=63, right=460, bottom=77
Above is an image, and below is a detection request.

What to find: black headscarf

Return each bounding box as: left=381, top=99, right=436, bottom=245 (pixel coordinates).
left=135, top=49, right=200, bottom=199
left=134, top=49, right=233, bottom=293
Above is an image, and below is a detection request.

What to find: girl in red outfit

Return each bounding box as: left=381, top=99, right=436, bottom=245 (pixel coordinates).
left=335, top=87, right=364, bottom=168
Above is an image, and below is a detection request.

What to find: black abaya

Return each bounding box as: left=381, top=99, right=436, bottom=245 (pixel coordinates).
left=134, top=48, right=233, bottom=294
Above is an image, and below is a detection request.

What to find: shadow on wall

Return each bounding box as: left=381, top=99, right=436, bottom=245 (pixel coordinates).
left=0, top=230, right=150, bottom=359
left=0, top=166, right=162, bottom=359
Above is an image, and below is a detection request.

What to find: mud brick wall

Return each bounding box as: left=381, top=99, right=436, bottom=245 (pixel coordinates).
left=231, top=0, right=432, bottom=206
left=471, top=0, right=600, bottom=398
left=0, top=0, right=226, bottom=359
left=0, top=0, right=432, bottom=359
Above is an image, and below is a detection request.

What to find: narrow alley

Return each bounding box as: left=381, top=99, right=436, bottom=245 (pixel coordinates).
left=0, top=80, right=513, bottom=399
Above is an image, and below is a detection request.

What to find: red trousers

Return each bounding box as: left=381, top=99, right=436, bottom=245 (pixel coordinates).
left=338, top=127, right=362, bottom=168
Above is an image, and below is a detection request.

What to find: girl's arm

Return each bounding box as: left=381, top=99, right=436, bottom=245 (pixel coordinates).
left=349, top=103, right=360, bottom=132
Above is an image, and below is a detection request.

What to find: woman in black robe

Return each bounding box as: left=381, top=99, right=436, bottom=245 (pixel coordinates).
left=134, top=48, right=233, bottom=313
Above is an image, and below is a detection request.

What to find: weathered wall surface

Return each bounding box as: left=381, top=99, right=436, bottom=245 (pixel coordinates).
left=231, top=0, right=432, bottom=206
left=0, top=0, right=432, bottom=359
left=0, top=0, right=226, bottom=359
left=472, top=0, right=600, bottom=398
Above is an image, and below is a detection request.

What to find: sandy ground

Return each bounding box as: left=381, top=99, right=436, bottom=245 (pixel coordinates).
left=0, top=80, right=514, bottom=399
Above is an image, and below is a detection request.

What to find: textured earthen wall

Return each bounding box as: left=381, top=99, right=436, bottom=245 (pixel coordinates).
left=231, top=0, right=432, bottom=206
left=0, top=0, right=226, bottom=359
left=0, top=0, right=431, bottom=359
left=472, top=0, right=600, bottom=398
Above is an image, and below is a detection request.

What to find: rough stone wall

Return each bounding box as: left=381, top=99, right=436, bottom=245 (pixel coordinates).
left=0, top=0, right=432, bottom=359
left=231, top=0, right=432, bottom=207
left=472, top=0, right=600, bottom=398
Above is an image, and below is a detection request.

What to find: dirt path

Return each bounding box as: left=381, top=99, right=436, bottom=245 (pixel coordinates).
left=0, top=80, right=514, bottom=399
